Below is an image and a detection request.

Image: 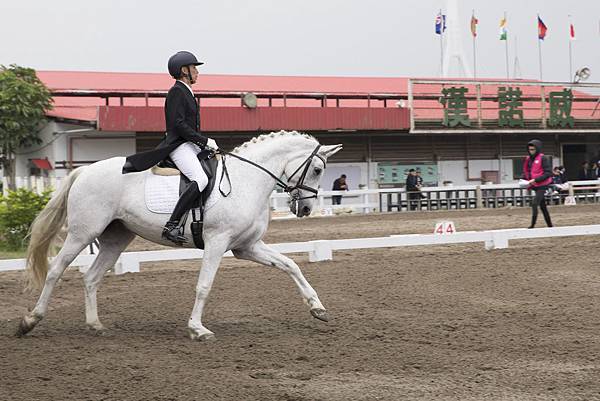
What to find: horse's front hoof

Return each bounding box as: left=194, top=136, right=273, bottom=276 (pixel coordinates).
left=310, top=308, right=330, bottom=322
left=15, top=315, right=39, bottom=337
left=86, top=323, right=108, bottom=335
left=187, top=328, right=216, bottom=342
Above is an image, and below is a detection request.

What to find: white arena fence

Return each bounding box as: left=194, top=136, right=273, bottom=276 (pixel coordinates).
left=1, top=225, right=600, bottom=274
left=3, top=176, right=600, bottom=215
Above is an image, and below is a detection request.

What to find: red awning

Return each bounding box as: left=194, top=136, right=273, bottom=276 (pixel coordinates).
left=31, top=159, right=53, bottom=170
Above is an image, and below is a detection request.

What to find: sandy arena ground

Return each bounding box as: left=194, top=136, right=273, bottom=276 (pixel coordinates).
left=1, top=205, right=600, bottom=400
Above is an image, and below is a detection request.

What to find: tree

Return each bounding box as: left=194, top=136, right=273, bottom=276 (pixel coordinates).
left=0, top=65, right=53, bottom=189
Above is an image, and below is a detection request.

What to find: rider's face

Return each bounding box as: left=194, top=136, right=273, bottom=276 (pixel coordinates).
left=181, top=65, right=199, bottom=84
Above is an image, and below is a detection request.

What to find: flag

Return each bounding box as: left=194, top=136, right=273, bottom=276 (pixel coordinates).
left=435, top=12, right=447, bottom=35
left=538, top=16, right=548, bottom=40
left=570, top=23, right=576, bottom=40
left=471, top=13, right=478, bottom=37
left=499, top=17, right=507, bottom=40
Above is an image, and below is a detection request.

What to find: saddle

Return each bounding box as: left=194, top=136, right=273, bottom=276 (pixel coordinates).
left=151, top=149, right=219, bottom=249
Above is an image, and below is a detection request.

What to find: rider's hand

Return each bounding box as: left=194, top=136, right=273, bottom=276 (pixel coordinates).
left=206, top=138, right=218, bottom=150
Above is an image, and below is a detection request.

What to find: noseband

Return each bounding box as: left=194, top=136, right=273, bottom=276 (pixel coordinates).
left=216, top=145, right=325, bottom=202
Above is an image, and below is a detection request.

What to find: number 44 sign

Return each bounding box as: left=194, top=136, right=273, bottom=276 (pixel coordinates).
left=434, top=221, right=457, bottom=235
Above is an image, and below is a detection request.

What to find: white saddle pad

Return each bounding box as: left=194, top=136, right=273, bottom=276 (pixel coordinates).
left=144, top=163, right=222, bottom=214
left=145, top=174, right=181, bottom=214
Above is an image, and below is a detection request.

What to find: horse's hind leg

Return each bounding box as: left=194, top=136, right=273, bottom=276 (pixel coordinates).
left=18, top=233, right=92, bottom=336
left=84, top=221, right=135, bottom=332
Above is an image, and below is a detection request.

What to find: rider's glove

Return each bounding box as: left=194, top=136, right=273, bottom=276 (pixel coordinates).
left=206, top=138, right=218, bottom=150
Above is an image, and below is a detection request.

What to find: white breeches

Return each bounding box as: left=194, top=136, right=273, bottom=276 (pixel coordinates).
left=169, top=142, right=209, bottom=190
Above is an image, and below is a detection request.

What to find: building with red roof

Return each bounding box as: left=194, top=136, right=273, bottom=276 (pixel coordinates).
left=12, top=71, right=600, bottom=188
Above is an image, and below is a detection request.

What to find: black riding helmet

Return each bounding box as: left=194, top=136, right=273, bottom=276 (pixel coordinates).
left=168, top=51, right=203, bottom=79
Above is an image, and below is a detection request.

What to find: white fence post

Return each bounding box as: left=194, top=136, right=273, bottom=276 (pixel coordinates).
left=484, top=232, right=509, bottom=250
left=308, top=240, right=333, bottom=262
left=115, top=254, right=140, bottom=274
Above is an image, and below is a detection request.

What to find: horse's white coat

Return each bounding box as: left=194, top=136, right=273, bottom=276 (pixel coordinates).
left=22, top=132, right=342, bottom=340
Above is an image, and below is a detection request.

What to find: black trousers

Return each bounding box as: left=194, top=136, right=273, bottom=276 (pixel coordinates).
left=408, top=192, right=420, bottom=211
left=530, top=187, right=552, bottom=228
left=332, top=196, right=342, bottom=205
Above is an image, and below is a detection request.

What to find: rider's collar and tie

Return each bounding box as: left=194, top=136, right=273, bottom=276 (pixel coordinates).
left=177, top=80, right=195, bottom=97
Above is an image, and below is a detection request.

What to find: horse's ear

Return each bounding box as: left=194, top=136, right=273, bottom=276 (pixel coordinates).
left=319, top=144, right=343, bottom=159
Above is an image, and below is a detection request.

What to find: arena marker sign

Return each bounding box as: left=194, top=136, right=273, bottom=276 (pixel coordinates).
left=434, top=221, right=456, bottom=235
left=564, top=196, right=576, bottom=206
left=320, top=207, right=334, bottom=216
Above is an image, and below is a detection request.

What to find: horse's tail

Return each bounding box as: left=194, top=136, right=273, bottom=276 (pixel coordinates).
left=25, top=167, right=86, bottom=291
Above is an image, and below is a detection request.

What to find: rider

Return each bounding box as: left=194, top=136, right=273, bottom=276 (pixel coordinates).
left=121, top=51, right=218, bottom=244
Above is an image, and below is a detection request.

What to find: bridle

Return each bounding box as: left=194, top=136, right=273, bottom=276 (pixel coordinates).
left=215, top=144, right=326, bottom=204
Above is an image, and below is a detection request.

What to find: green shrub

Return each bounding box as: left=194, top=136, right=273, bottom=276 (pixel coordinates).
left=0, top=188, right=51, bottom=251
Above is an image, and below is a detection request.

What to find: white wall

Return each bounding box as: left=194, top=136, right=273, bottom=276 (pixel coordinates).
left=438, top=159, right=516, bottom=185
left=71, top=136, right=134, bottom=161
left=14, top=120, right=58, bottom=177
left=13, top=122, right=136, bottom=179
left=321, top=162, right=369, bottom=190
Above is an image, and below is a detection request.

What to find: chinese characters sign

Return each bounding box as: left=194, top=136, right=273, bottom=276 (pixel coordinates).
left=436, top=86, right=576, bottom=129
left=439, top=87, right=471, bottom=127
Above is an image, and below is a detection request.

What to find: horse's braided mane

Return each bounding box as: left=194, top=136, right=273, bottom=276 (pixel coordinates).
left=232, top=130, right=318, bottom=154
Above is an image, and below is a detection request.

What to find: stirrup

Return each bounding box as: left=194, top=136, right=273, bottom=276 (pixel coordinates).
left=162, top=221, right=187, bottom=245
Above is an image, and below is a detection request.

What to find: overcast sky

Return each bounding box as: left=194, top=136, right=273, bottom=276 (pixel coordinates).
left=2, top=0, right=599, bottom=82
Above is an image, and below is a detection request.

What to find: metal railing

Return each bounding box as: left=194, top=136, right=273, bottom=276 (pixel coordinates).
left=3, top=175, right=599, bottom=214
left=270, top=180, right=600, bottom=215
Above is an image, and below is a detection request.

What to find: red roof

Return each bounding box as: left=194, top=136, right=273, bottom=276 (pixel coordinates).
left=38, top=71, right=598, bottom=127
left=37, top=70, right=409, bottom=95
left=39, top=71, right=414, bottom=124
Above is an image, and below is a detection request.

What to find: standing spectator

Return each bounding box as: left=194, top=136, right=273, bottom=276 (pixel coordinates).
left=405, top=169, right=420, bottom=211
left=522, top=139, right=553, bottom=229
left=415, top=170, right=427, bottom=199
left=577, top=161, right=592, bottom=181
left=332, top=174, right=348, bottom=205
left=415, top=170, right=424, bottom=188
left=592, top=161, right=600, bottom=179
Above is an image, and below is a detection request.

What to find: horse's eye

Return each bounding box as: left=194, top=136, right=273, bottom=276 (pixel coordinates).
left=314, top=168, right=322, bottom=175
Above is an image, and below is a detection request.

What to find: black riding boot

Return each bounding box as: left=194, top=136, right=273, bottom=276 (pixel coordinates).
left=162, top=181, right=200, bottom=245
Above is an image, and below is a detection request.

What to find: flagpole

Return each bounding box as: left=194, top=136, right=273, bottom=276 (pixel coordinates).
left=538, top=39, right=543, bottom=81
left=504, top=12, right=509, bottom=79
left=568, top=15, right=573, bottom=81
left=472, top=9, right=477, bottom=79
left=569, top=38, right=573, bottom=81
left=538, top=15, right=543, bottom=81
left=439, top=9, right=444, bottom=77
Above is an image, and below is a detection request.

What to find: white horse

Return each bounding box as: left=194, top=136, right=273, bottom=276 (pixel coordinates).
left=18, top=131, right=342, bottom=340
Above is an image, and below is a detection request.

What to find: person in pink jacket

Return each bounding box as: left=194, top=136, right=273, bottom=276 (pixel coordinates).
left=522, top=139, right=553, bottom=229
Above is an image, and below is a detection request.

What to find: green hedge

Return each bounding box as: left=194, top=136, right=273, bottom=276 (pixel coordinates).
left=0, top=188, right=51, bottom=251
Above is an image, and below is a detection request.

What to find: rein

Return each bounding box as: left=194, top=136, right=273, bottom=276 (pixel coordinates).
left=214, top=145, right=326, bottom=202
